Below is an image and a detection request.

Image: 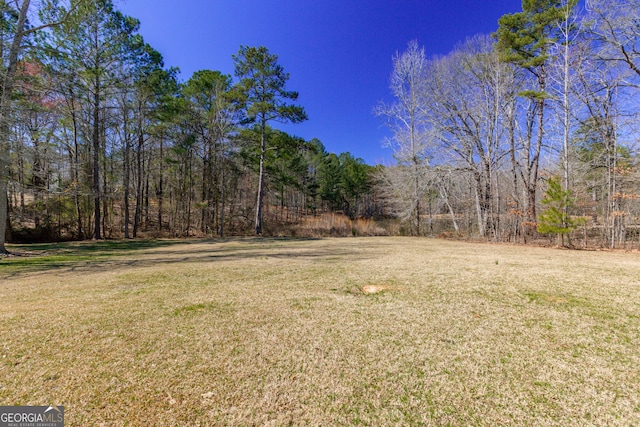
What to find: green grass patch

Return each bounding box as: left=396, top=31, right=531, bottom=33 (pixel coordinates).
left=522, top=290, right=581, bottom=306
left=172, top=302, right=217, bottom=316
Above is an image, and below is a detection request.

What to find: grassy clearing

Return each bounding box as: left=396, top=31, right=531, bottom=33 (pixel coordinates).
left=1, top=237, right=639, bottom=426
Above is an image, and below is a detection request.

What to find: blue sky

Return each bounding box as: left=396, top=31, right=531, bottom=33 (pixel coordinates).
left=118, top=0, right=523, bottom=165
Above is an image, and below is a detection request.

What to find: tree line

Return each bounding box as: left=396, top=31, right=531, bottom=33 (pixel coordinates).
left=2, top=0, right=639, bottom=251
left=0, top=0, right=377, bottom=252
left=377, top=0, right=640, bottom=247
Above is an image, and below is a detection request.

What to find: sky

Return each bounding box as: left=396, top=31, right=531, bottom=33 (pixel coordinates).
left=118, top=0, right=523, bottom=165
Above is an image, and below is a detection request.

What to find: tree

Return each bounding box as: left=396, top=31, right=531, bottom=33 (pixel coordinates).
left=375, top=41, right=431, bottom=235
left=537, top=175, right=584, bottom=245
left=182, top=69, right=235, bottom=236
left=47, top=0, right=146, bottom=239
left=301, top=138, right=326, bottom=215
left=130, top=44, right=165, bottom=238
left=265, top=130, right=306, bottom=222
left=1, top=2, right=37, bottom=251
left=496, top=0, right=573, bottom=236
left=554, top=0, right=579, bottom=194
left=424, top=35, right=517, bottom=238
left=230, top=45, right=307, bottom=235
left=19, top=62, right=60, bottom=236
left=570, top=20, right=634, bottom=247
left=587, top=0, right=640, bottom=79
left=338, top=152, right=371, bottom=219
left=143, top=67, right=180, bottom=234
left=0, top=0, right=87, bottom=253
left=116, top=42, right=164, bottom=238
left=316, top=152, right=340, bottom=211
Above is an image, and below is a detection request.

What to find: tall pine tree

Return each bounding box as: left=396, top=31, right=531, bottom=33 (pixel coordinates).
left=230, top=46, right=307, bottom=235
left=495, top=0, right=576, bottom=236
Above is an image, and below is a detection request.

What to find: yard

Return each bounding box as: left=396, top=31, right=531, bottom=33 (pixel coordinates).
left=1, top=237, right=639, bottom=425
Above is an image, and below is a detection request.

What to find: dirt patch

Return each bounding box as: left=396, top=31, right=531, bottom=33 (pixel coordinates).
left=361, top=284, right=397, bottom=295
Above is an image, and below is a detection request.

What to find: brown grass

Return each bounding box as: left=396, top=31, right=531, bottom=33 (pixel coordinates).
left=1, top=237, right=640, bottom=425
left=289, top=213, right=388, bottom=237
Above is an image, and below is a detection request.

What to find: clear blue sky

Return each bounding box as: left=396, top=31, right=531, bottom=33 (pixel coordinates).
left=118, top=0, right=522, bottom=165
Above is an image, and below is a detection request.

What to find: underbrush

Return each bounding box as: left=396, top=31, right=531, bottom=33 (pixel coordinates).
left=283, top=213, right=388, bottom=237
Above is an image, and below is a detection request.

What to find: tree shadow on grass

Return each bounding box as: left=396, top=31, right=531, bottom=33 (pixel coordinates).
left=1, top=239, right=199, bottom=278
left=1, top=237, right=365, bottom=280
left=9, top=238, right=186, bottom=254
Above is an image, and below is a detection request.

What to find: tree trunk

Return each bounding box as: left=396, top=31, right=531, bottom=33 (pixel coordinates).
left=562, top=24, right=571, bottom=236
left=414, top=161, right=420, bottom=236
left=473, top=170, right=486, bottom=237
left=92, top=77, right=102, bottom=240
left=70, top=95, right=84, bottom=240
left=201, top=156, right=208, bottom=234
left=185, top=153, right=193, bottom=236
left=123, top=134, right=131, bottom=238
left=157, top=136, right=164, bottom=232
left=133, top=123, right=143, bottom=238
left=219, top=158, right=226, bottom=238
left=102, top=128, right=110, bottom=238
left=122, top=100, right=131, bottom=238
left=0, top=0, right=31, bottom=254
left=144, top=170, right=150, bottom=229
left=439, top=182, right=459, bottom=232
left=526, top=72, right=547, bottom=236
left=4, top=195, right=12, bottom=243
left=0, top=182, right=8, bottom=250
left=255, top=119, right=266, bottom=235
left=32, top=139, right=44, bottom=228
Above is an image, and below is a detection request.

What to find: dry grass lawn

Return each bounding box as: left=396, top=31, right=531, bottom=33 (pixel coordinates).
left=1, top=237, right=639, bottom=426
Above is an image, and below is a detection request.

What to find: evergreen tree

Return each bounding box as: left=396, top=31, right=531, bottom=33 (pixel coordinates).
left=182, top=70, right=234, bottom=235
left=230, top=45, right=307, bottom=235
left=496, top=0, right=577, bottom=235
left=0, top=0, right=88, bottom=252
left=537, top=176, right=584, bottom=246
left=48, top=0, right=147, bottom=239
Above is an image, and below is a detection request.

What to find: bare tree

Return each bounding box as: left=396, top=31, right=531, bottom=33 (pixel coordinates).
left=377, top=162, right=431, bottom=234
left=587, top=0, right=640, bottom=79
left=572, top=21, right=637, bottom=247
left=548, top=1, right=580, bottom=192
left=375, top=41, right=432, bottom=235
left=542, top=0, right=581, bottom=239
left=424, top=35, right=516, bottom=238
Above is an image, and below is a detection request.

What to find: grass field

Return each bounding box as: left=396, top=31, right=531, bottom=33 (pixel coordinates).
left=1, top=237, right=639, bottom=426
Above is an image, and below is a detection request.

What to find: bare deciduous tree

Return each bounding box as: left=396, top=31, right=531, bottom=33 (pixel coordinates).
left=587, top=0, right=640, bottom=79
left=424, top=35, right=516, bottom=238
left=375, top=41, right=432, bottom=235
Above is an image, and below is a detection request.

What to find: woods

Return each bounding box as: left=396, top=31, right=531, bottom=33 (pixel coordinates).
left=1, top=0, right=639, bottom=248
left=379, top=0, right=640, bottom=247
left=1, top=0, right=378, bottom=247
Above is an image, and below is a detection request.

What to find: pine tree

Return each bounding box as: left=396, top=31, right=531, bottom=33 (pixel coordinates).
left=230, top=46, right=307, bottom=235
left=495, top=0, right=577, bottom=237
left=537, top=176, right=584, bottom=246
